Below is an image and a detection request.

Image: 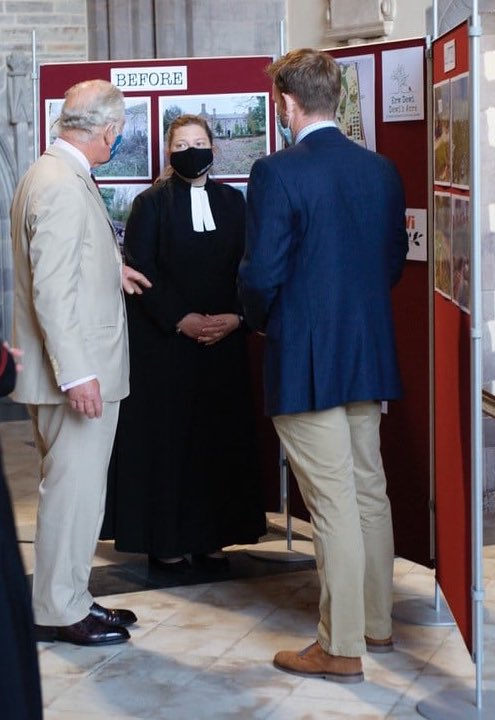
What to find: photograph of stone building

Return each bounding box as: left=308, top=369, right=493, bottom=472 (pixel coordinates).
left=159, top=93, right=269, bottom=177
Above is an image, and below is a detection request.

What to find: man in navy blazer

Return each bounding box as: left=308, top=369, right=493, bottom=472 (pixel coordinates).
left=238, top=49, right=408, bottom=683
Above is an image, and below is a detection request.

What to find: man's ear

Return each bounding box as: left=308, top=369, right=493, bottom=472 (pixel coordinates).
left=103, top=124, right=114, bottom=147
left=282, top=93, right=296, bottom=115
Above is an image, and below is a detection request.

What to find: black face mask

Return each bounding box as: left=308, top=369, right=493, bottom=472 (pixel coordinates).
left=170, top=147, right=214, bottom=179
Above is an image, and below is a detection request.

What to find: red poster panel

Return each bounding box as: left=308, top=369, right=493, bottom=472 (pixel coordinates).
left=39, top=55, right=282, bottom=513
left=432, top=22, right=472, bottom=650
left=39, top=56, right=276, bottom=185
left=287, top=39, right=432, bottom=568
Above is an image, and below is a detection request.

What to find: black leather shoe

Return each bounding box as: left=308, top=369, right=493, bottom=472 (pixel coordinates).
left=90, top=602, right=137, bottom=628
left=34, top=614, right=130, bottom=646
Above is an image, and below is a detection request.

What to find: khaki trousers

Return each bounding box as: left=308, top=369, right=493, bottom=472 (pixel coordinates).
left=273, top=401, right=394, bottom=657
left=29, top=401, right=119, bottom=626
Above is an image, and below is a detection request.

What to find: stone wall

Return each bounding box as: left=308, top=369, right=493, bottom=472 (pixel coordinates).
left=0, top=0, right=87, bottom=341
left=87, top=0, right=285, bottom=60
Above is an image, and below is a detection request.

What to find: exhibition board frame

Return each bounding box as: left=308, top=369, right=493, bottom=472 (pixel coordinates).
left=432, top=20, right=473, bottom=652
left=419, top=5, right=495, bottom=715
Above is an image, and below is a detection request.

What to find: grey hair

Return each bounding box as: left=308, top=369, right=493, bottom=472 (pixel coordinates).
left=57, top=79, right=125, bottom=138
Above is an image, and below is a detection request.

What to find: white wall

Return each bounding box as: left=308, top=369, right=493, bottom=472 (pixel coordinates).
left=286, top=0, right=329, bottom=50
left=390, top=0, right=430, bottom=41
left=286, top=0, right=431, bottom=50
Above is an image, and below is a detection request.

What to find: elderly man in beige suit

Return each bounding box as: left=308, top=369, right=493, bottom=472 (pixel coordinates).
left=10, top=79, right=150, bottom=646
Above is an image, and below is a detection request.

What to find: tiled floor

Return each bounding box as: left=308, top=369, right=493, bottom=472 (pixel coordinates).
left=2, top=418, right=495, bottom=719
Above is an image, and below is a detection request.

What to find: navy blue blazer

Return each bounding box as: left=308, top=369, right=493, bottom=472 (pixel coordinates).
left=238, top=127, right=408, bottom=416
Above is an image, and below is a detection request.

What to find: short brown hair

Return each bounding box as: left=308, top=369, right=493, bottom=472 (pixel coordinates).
left=266, top=48, right=341, bottom=116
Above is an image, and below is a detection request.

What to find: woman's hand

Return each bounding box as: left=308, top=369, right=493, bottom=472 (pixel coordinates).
left=176, top=313, right=210, bottom=340
left=176, top=313, right=241, bottom=344
left=197, top=314, right=241, bottom=346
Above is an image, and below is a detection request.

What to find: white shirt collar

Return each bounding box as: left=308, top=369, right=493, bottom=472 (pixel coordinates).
left=296, top=120, right=338, bottom=144
left=53, top=137, right=91, bottom=175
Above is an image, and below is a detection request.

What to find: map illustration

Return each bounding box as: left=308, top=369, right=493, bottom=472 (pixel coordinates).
left=336, top=62, right=366, bottom=148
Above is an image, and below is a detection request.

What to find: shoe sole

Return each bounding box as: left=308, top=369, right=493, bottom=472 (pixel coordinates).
left=34, top=628, right=129, bottom=645
left=273, top=660, right=364, bottom=684
left=57, top=636, right=129, bottom=646
left=366, top=643, right=394, bottom=654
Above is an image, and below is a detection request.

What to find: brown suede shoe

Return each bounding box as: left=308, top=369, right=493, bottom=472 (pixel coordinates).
left=365, top=635, right=394, bottom=653
left=273, top=641, right=364, bottom=683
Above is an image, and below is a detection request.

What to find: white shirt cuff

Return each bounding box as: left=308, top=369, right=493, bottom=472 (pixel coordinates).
left=60, top=375, right=97, bottom=392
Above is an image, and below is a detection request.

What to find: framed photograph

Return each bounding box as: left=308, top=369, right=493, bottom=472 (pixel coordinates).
left=99, top=183, right=151, bottom=248
left=452, top=195, right=470, bottom=312
left=434, top=192, right=452, bottom=298
left=158, top=93, right=270, bottom=178
left=45, top=96, right=152, bottom=181
left=94, top=96, right=152, bottom=180
left=451, top=73, right=469, bottom=189
left=433, top=80, right=451, bottom=185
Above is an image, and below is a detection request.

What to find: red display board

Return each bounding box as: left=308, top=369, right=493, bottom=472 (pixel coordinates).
left=287, top=39, right=432, bottom=567
left=39, top=56, right=276, bottom=185
left=432, top=22, right=472, bottom=650
left=39, top=55, right=282, bottom=513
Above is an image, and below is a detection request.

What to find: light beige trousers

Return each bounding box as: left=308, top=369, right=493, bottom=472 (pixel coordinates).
left=29, top=401, right=119, bottom=626
left=273, top=401, right=394, bottom=657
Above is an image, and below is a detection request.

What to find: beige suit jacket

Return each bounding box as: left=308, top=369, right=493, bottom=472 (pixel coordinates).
left=10, top=145, right=129, bottom=404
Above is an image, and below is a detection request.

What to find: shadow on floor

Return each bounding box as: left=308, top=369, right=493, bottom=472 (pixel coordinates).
left=26, top=531, right=316, bottom=597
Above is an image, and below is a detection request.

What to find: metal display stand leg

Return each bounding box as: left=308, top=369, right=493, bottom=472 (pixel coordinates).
left=417, top=689, right=495, bottom=719
left=392, top=581, right=455, bottom=627
left=246, top=445, right=315, bottom=562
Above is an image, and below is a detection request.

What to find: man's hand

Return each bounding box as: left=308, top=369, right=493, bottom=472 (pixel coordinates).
left=122, top=265, right=152, bottom=295
left=67, top=378, right=103, bottom=419
left=2, top=341, right=24, bottom=372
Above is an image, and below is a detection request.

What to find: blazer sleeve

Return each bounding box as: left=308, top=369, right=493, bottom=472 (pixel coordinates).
left=238, top=158, right=295, bottom=331
left=124, top=187, right=189, bottom=334
left=28, top=179, right=94, bottom=384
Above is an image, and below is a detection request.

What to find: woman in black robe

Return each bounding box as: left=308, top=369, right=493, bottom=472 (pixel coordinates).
left=0, top=342, right=43, bottom=719
left=102, top=115, right=266, bottom=566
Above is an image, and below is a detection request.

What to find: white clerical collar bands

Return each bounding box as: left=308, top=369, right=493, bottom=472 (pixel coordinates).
left=190, top=185, right=216, bottom=232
